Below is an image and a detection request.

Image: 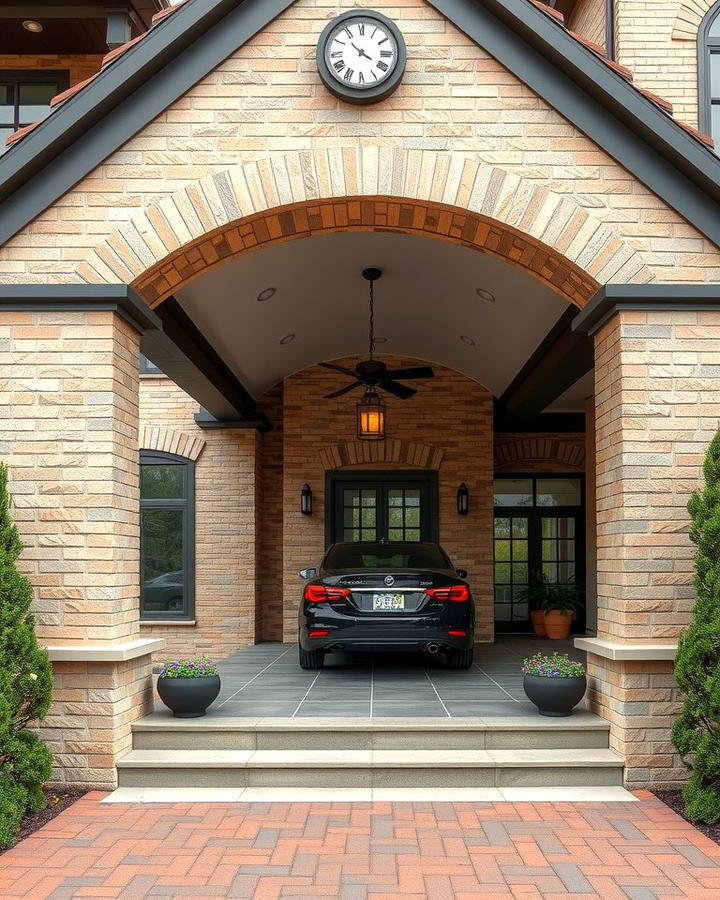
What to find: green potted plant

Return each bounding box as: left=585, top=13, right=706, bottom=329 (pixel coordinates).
left=522, top=652, right=586, bottom=717
left=156, top=658, right=220, bottom=718
left=520, top=573, right=583, bottom=640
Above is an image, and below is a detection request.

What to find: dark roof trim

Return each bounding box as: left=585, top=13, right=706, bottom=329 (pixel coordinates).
left=428, top=0, right=720, bottom=248
left=0, top=283, right=160, bottom=333
left=0, top=0, right=295, bottom=246
left=572, top=284, right=720, bottom=335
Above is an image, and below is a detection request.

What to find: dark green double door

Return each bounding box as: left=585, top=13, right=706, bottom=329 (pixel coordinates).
left=326, top=471, right=438, bottom=546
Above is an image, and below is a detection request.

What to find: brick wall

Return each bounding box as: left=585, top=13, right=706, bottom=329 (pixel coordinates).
left=282, top=356, right=495, bottom=643
left=568, top=0, right=606, bottom=49
left=137, top=378, right=261, bottom=659
left=2, top=0, right=720, bottom=286
left=590, top=307, right=720, bottom=787
left=615, top=0, right=715, bottom=128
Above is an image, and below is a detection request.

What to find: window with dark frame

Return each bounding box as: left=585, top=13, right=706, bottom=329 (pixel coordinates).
left=699, top=3, right=720, bottom=147
left=140, top=451, right=195, bottom=620
left=139, top=353, right=163, bottom=375
left=0, top=70, right=68, bottom=154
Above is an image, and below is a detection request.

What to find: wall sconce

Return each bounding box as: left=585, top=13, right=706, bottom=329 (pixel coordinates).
left=301, top=483, right=312, bottom=515
left=457, top=483, right=469, bottom=516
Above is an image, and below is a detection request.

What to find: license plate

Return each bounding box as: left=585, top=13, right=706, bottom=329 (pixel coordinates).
left=372, top=594, right=405, bottom=611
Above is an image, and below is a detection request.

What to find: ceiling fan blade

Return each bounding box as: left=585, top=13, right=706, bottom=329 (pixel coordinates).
left=384, top=367, right=435, bottom=380
left=323, top=382, right=363, bottom=399
left=380, top=380, right=417, bottom=400
left=319, top=362, right=358, bottom=378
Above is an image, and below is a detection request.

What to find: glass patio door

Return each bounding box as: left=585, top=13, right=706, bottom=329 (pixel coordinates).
left=493, top=476, right=584, bottom=633
left=327, top=471, right=438, bottom=545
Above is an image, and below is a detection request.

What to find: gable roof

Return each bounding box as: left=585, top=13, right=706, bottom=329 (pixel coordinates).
left=1, top=0, right=720, bottom=249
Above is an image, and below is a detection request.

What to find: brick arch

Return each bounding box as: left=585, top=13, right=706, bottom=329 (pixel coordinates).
left=75, top=148, right=656, bottom=308
left=139, top=425, right=205, bottom=461
left=319, top=440, right=445, bottom=471
left=493, top=434, right=585, bottom=472
left=673, top=0, right=716, bottom=39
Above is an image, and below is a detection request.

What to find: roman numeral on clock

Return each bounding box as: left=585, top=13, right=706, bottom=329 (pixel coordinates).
left=358, top=23, right=365, bottom=35
left=333, top=60, right=344, bottom=71
left=344, top=68, right=354, bottom=81
left=380, top=50, right=392, bottom=58
left=377, top=61, right=388, bottom=72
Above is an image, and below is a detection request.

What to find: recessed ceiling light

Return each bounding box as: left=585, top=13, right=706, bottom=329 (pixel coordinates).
left=476, top=288, right=495, bottom=302
left=257, top=287, right=276, bottom=302
left=460, top=335, right=476, bottom=346
left=22, top=19, right=43, bottom=33
left=279, top=333, right=295, bottom=345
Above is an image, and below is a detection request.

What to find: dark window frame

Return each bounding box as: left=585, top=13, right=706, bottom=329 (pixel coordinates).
left=698, top=1, right=720, bottom=145
left=0, top=69, right=69, bottom=135
left=492, top=473, right=586, bottom=634
left=140, top=450, right=195, bottom=621
left=324, top=469, right=439, bottom=548
left=139, top=353, right=163, bottom=375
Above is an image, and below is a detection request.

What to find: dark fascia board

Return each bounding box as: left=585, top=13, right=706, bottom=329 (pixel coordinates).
left=496, top=307, right=593, bottom=428
left=427, top=0, right=720, bottom=248
left=0, top=283, right=160, bottom=333
left=493, top=410, right=586, bottom=434
left=0, top=0, right=295, bottom=246
left=194, top=409, right=270, bottom=430
left=572, top=283, right=720, bottom=335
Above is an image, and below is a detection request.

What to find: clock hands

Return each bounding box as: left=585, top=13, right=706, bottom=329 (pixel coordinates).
left=351, top=41, right=372, bottom=61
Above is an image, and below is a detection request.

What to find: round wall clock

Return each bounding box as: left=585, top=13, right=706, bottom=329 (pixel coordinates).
left=316, top=10, right=406, bottom=104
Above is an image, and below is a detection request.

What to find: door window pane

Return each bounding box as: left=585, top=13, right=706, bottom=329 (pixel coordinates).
left=536, top=478, right=581, bottom=507
left=141, top=509, right=185, bottom=614
left=494, top=478, right=533, bottom=507
left=493, top=516, right=531, bottom=625
left=343, top=488, right=377, bottom=541
left=384, top=488, right=422, bottom=542
left=18, top=82, right=56, bottom=122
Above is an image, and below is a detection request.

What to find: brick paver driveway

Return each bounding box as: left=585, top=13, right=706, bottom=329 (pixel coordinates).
left=2, top=790, right=719, bottom=899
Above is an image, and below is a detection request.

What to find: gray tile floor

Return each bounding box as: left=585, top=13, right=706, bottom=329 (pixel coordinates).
left=168, top=636, right=586, bottom=719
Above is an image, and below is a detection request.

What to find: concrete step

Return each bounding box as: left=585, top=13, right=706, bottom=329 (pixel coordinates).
left=116, top=747, right=624, bottom=788
left=131, top=712, right=610, bottom=751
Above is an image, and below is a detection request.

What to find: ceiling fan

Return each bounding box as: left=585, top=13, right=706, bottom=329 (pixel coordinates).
left=320, top=268, right=435, bottom=400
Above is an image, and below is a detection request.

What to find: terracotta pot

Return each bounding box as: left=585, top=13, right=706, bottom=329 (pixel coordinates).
left=543, top=609, right=573, bottom=640
left=530, top=610, right=547, bottom=638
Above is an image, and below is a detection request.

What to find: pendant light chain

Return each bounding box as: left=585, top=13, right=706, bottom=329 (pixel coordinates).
left=368, top=278, right=375, bottom=361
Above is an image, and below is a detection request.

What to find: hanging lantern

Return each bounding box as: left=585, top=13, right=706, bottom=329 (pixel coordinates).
left=300, top=483, right=312, bottom=515
left=357, top=388, right=386, bottom=441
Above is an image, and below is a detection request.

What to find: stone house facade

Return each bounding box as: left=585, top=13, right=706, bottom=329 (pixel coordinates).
left=1, top=0, right=720, bottom=791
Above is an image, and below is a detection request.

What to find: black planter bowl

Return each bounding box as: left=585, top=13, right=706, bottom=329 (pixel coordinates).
left=156, top=674, right=221, bottom=718
left=523, top=673, right=586, bottom=717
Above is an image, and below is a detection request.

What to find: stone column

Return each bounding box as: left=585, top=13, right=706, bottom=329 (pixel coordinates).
left=574, top=286, right=720, bottom=789
left=0, top=288, right=164, bottom=788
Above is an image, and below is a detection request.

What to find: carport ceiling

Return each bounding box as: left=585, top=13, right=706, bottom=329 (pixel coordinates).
left=175, top=231, right=570, bottom=400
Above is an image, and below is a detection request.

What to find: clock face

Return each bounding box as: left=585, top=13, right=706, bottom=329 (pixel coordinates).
left=324, top=16, right=398, bottom=89
left=316, top=10, right=406, bottom=104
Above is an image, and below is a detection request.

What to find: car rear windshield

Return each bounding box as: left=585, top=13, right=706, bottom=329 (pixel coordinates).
left=324, top=543, right=449, bottom=570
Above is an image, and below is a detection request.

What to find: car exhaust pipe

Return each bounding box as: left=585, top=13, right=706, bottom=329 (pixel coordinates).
left=425, top=643, right=440, bottom=654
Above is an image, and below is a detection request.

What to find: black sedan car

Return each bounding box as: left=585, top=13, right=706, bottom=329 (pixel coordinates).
left=297, top=541, right=475, bottom=670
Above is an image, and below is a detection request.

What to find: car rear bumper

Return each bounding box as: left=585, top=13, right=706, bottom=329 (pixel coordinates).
left=298, top=619, right=474, bottom=653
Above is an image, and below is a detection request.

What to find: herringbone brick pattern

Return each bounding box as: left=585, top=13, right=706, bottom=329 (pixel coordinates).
left=1, top=791, right=719, bottom=898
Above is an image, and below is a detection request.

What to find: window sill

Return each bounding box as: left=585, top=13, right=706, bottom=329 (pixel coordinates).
left=139, top=373, right=168, bottom=379
left=141, top=620, right=196, bottom=627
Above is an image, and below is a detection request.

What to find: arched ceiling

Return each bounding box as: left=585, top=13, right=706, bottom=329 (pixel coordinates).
left=175, top=231, right=570, bottom=399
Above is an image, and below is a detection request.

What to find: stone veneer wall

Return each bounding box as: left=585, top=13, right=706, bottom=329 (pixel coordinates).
left=282, top=356, right=494, bottom=643
left=591, top=307, right=720, bottom=788
left=3, top=0, right=720, bottom=287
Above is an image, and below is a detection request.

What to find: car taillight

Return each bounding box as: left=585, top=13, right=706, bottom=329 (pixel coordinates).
left=425, top=585, right=469, bottom=603
left=304, top=584, right=351, bottom=603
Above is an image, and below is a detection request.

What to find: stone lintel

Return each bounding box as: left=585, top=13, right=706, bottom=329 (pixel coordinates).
left=46, top=638, right=165, bottom=662
left=0, top=284, right=160, bottom=334
left=575, top=637, right=677, bottom=661
left=572, top=284, right=720, bottom=336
